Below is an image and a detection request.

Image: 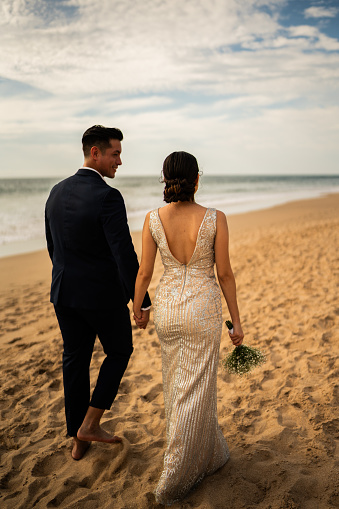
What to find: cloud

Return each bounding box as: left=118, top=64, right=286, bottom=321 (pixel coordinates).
left=0, top=0, right=337, bottom=98
left=0, top=0, right=338, bottom=176
left=1, top=90, right=338, bottom=176
left=0, top=0, right=283, bottom=95
left=304, top=6, right=339, bottom=19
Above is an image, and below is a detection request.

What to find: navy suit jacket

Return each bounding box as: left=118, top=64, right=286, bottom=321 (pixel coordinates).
left=45, top=169, right=151, bottom=310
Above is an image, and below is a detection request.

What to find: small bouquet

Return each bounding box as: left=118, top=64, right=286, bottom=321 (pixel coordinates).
left=222, top=320, right=266, bottom=376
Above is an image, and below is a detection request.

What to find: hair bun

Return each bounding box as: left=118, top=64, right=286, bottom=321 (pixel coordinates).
left=163, top=178, right=196, bottom=203
left=161, top=151, right=200, bottom=203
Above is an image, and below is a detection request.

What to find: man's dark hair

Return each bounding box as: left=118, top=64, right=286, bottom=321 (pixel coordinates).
left=82, top=125, right=123, bottom=157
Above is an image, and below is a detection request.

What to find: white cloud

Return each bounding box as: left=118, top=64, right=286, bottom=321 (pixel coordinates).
left=1, top=91, right=338, bottom=177
left=304, top=6, right=338, bottom=19
left=0, top=0, right=282, bottom=95
left=0, top=0, right=338, bottom=176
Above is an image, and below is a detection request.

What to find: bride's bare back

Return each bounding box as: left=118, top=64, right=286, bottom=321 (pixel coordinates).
left=158, top=203, right=208, bottom=265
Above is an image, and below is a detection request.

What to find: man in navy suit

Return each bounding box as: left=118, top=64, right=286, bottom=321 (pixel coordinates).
left=45, top=125, right=151, bottom=460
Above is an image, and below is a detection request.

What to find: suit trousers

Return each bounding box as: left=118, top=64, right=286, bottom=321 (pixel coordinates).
left=54, top=303, right=133, bottom=437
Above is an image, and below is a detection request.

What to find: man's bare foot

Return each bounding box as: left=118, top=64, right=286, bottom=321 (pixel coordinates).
left=77, top=424, right=122, bottom=444
left=76, top=406, right=122, bottom=444
left=72, top=437, right=91, bottom=460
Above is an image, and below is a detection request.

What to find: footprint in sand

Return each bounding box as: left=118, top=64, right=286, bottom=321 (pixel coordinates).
left=48, top=395, right=64, bottom=414
left=287, top=476, right=319, bottom=506
left=7, top=337, right=23, bottom=344
left=141, top=383, right=163, bottom=403
left=254, top=447, right=275, bottom=462
left=15, top=421, right=40, bottom=434
left=48, top=379, right=61, bottom=391
left=32, top=450, right=67, bottom=477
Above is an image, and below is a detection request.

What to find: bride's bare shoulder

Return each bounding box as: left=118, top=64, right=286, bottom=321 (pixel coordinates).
left=215, top=208, right=226, bottom=217
left=158, top=205, right=170, bottom=212
left=215, top=209, right=227, bottom=224
left=196, top=203, right=208, bottom=213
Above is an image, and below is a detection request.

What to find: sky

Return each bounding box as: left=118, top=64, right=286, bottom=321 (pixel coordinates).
left=0, top=0, right=338, bottom=178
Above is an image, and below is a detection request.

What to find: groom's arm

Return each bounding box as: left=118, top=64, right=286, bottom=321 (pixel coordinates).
left=101, top=188, right=151, bottom=307
left=45, top=206, right=54, bottom=261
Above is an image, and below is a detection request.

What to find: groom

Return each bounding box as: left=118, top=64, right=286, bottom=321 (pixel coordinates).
left=45, top=125, right=151, bottom=460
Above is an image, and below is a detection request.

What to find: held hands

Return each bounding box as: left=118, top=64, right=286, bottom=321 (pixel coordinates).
left=133, top=308, right=150, bottom=330
left=228, top=322, right=244, bottom=347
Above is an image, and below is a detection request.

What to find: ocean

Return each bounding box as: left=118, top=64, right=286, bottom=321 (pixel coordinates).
left=0, top=174, right=338, bottom=258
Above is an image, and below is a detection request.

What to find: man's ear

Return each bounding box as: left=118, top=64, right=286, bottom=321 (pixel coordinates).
left=90, top=146, right=100, bottom=160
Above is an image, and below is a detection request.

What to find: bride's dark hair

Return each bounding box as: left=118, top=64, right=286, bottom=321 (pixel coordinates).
left=161, top=151, right=200, bottom=203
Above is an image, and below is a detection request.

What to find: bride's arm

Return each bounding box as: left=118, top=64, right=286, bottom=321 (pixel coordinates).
left=215, top=210, right=244, bottom=346
left=133, top=212, right=157, bottom=327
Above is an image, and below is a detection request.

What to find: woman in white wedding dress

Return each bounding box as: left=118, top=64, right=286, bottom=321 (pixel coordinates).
left=133, top=151, right=244, bottom=505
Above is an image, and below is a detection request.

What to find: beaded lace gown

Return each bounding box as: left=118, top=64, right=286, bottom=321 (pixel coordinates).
left=149, top=207, right=230, bottom=506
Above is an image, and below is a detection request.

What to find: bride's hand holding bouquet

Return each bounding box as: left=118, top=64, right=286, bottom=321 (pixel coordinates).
left=227, top=320, right=244, bottom=347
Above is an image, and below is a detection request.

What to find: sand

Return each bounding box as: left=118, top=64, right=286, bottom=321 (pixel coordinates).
left=0, top=194, right=338, bottom=509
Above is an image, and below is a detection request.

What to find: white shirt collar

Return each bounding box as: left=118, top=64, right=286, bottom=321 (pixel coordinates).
left=80, top=166, right=105, bottom=181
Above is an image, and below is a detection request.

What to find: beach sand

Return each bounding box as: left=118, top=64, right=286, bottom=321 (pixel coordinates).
left=0, top=194, right=338, bottom=509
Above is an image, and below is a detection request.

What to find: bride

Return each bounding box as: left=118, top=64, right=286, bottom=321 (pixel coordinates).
left=133, top=151, right=244, bottom=505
